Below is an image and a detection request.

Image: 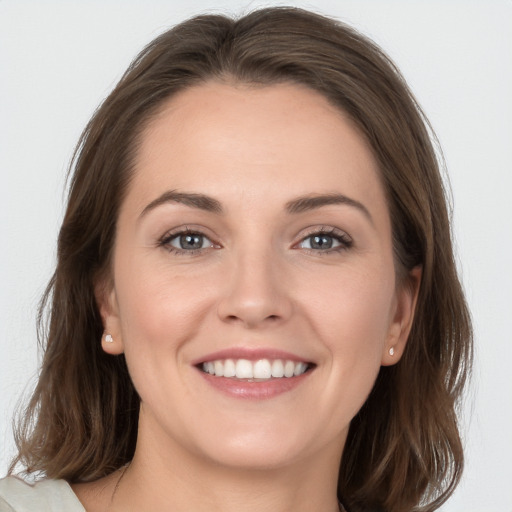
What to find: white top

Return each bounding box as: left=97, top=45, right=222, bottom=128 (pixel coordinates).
left=0, top=476, right=349, bottom=511
left=0, top=477, right=85, bottom=512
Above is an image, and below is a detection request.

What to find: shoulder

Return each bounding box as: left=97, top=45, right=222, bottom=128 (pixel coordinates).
left=0, top=476, right=85, bottom=512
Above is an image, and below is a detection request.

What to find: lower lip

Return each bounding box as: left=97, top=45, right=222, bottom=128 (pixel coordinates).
left=197, top=369, right=312, bottom=399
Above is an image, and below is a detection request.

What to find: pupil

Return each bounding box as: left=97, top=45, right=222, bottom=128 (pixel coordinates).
left=180, top=234, right=202, bottom=249
left=311, top=235, right=333, bottom=249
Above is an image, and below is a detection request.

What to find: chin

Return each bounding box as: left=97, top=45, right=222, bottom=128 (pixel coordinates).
left=201, top=439, right=309, bottom=471
left=184, top=418, right=340, bottom=472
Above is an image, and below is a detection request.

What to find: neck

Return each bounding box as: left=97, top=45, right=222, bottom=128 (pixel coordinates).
left=110, top=414, right=344, bottom=512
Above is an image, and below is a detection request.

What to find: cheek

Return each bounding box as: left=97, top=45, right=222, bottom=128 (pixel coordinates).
left=304, top=263, right=395, bottom=392
left=116, top=271, right=211, bottom=348
left=308, top=263, right=395, bottom=347
left=112, top=260, right=217, bottom=411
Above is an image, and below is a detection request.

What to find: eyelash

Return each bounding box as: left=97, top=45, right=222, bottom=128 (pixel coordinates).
left=158, top=227, right=218, bottom=255
left=294, top=227, right=353, bottom=255
left=158, top=226, right=353, bottom=256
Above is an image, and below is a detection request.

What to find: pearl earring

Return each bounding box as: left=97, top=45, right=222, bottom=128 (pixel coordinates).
left=104, top=333, right=114, bottom=343
left=389, top=347, right=395, bottom=356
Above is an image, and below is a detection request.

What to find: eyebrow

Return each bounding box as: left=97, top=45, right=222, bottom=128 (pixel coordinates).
left=285, top=193, right=373, bottom=223
left=140, top=190, right=224, bottom=218
left=139, top=190, right=372, bottom=223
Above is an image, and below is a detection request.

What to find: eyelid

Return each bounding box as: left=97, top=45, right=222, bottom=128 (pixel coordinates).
left=156, top=224, right=352, bottom=255
left=158, top=225, right=221, bottom=254
left=293, top=226, right=353, bottom=252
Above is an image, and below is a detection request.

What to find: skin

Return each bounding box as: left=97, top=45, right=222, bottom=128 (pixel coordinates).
left=73, top=82, right=420, bottom=512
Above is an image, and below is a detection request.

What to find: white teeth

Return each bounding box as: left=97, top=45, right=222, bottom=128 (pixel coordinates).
left=223, top=359, right=236, bottom=378
left=201, top=358, right=309, bottom=379
left=235, top=359, right=253, bottom=379
left=284, top=360, right=295, bottom=378
left=214, top=360, right=224, bottom=377
left=294, top=362, right=307, bottom=376
left=253, top=359, right=272, bottom=379
left=271, top=360, right=284, bottom=378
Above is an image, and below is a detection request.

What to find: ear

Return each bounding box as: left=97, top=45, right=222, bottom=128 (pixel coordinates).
left=381, top=266, right=422, bottom=366
left=95, top=276, right=124, bottom=356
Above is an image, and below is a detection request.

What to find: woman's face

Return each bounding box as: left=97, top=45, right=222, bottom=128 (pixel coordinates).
left=100, top=82, right=418, bottom=471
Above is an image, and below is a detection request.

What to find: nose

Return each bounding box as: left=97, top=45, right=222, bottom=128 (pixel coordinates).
left=216, top=247, right=293, bottom=329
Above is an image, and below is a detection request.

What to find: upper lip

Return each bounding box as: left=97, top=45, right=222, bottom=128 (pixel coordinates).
left=191, top=347, right=314, bottom=366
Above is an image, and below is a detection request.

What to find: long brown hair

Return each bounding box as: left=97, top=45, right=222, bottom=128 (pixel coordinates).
left=11, top=7, right=472, bottom=512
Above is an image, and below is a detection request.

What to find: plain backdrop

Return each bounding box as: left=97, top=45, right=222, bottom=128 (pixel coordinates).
left=1, top=1, right=511, bottom=510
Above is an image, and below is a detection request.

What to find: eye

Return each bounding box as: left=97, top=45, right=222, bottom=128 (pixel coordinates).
left=296, top=229, right=352, bottom=252
left=159, top=229, right=217, bottom=254
left=170, top=233, right=210, bottom=250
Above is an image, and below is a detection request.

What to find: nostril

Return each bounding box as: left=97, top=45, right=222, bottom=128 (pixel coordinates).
left=217, top=289, right=292, bottom=327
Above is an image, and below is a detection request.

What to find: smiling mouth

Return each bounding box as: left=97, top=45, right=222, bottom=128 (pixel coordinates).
left=198, top=358, right=313, bottom=381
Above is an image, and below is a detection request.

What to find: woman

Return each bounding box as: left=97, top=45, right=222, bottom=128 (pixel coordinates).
left=0, top=7, right=472, bottom=512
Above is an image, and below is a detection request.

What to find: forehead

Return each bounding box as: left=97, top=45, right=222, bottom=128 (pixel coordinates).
left=126, top=81, right=387, bottom=218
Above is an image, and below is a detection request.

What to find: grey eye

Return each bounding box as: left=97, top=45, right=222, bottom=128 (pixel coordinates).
left=300, top=234, right=341, bottom=250
left=170, top=233, right=211, bottom=250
